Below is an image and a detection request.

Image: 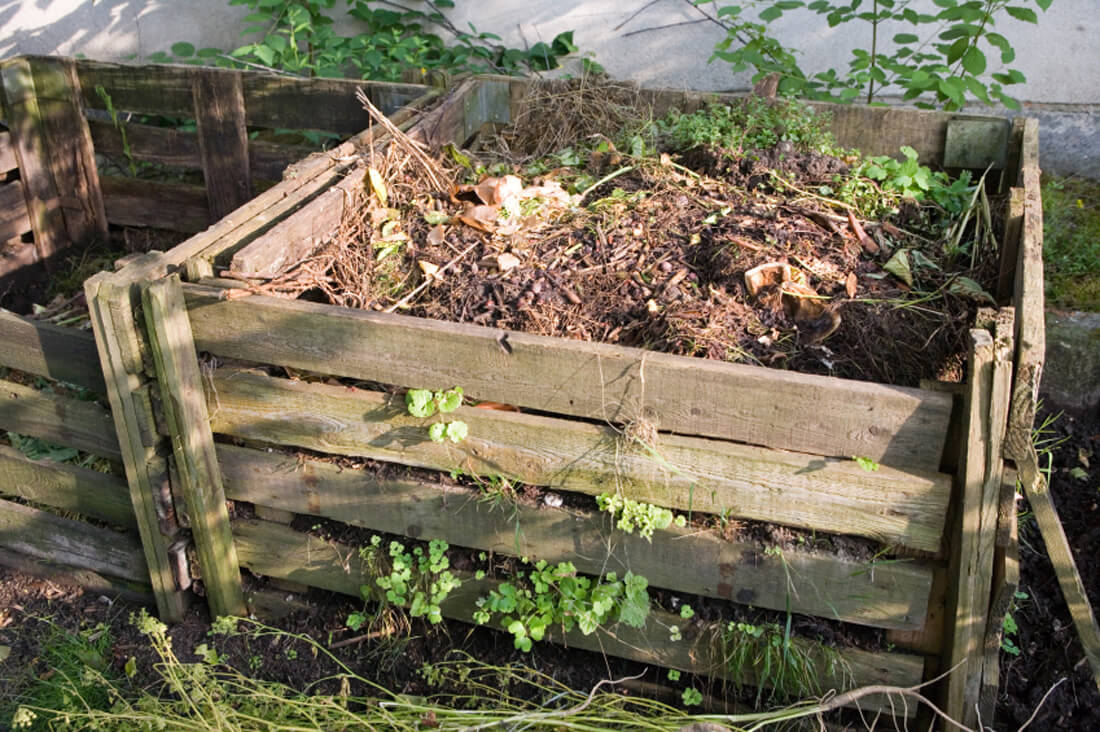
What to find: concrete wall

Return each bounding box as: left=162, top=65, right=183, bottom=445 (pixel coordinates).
left=2, top=0, right=1097, bottom=175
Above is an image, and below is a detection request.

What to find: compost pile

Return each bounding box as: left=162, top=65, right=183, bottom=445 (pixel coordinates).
left=285, top=80, right=1002, bottom=388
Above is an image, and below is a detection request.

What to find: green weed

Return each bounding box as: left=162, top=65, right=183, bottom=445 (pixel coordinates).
left=1042, top=174, right=1100, bottom=311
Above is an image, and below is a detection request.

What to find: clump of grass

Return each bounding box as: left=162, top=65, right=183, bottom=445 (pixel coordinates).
left=1042, top=174, right=1100, bottom=311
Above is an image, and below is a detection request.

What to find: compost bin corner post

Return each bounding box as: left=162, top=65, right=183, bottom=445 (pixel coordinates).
left=85, top=262, right=189, bottom=622
left=0, top=55, right=108, bottom=264
left=142, top=273, right=246, bottom=619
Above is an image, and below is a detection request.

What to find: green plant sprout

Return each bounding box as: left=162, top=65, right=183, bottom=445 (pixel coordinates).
left=1001, top=589, right=1029, bottom=656
left=348, top=535, right=460, bottom=628
left=406, top=387, right=468, bottom=443
left=853, top=456, right=881, bottom=472
left=596, top=492, right=686, bottom=541
left=682, top=687, right=703, bottom=707
left=472, top=559, right=651, bottom=652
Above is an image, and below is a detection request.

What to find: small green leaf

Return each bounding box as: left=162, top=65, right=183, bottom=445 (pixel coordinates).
left=171, top=42, right=196, bottom=58
left=962, top=46, right=986, bottom=75
left=406, top=388, right=436, bottom=418
left=1069, top=466, right=1089, bottom=481
left=947, top=276, right=996, bottom=304
left=428, top=422, right=447, bottom=442
left=436, top=387, right=463, bottom=413
left=423, top=210, right=450, bottom=226
left=445, top=421, right=468, bottom=443
left=1005, top=6, right=1038, bottom=22
left=667, top=668, right=681, bottom=681
left=124, top=656, right=137, bottom=678
left=759, top=6, right=784, bottom=22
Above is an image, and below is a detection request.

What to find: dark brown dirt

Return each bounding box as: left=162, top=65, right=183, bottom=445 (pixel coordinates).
left=995, top=406, right=1100, bottom=730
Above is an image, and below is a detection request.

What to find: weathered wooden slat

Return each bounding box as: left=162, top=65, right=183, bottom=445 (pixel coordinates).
left=192, top=69, right=252, bottom=220
left=85, top=270, right=187, bottom=621
left=979, top=467, right=1021, bottom=726
left=75, top=57, right=426, bottom=131
left=997, top=188, right=1025, bottom=302
left=219, top=443, right=934, bottom=630
left=0, top=444, right=134, bottom=528
left=229, top=165, right=366, bottom=277
left=208, top=368, right=951, bottom=551
left=183, top=285, right=954, bottom=472
left=241, top=75, right=426, bottom=133
left=100, top=175, right=210, bottom=232
left=0, top=130, right=18, bottom=174
left=0, top=377, right=120, bottom=459
left=0, top=310, right=106, bottom=394
left=0, top=179, right=32, bottom=241
left=0, top=546, right=153, bottom=605
left=1012, top=119, right=1045, bottom=404
left=0, top=497, right=147, bottom=583
left=89, top=119, right=312, bottom=186
left=1, top=57, right=109, bottom=259
left=232, top=517, right=924, bottom=714
left=143, top=275, right=245, bottom=617
left=943, top=329, right=994, bottom=728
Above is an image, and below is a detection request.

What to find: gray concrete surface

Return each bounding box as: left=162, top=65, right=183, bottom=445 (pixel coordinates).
left=1, top=0, right=1097, bottom=176
left=1043, top=310, right=1100, bottom=415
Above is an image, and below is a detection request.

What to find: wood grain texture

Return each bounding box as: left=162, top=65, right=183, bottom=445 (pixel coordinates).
left=183, top=285, right=953, bottom=472
left=0, top=546, right=152, bottom=605
left=0, top=444, right=134, bottom=529
left=0, top=310, right=106, bottom=394
left=0, top=130, right=17, bottom=174
left=229, top=165, right=365, bottom=277
left=100, top=175, right=211, bottom=232
left=85, top=271, right=186, bottom=621
left=943, top=329, right=994, bottom=728
left=0, top=497, right=147, bottom=583
left=207, top=368, right=951, bottom=551
left=143, top=275, right=244, bottom=618
left=88, top=119, right=313, bottom=182
left=74, top=57, right=425, bottom=131
left=232, top=516, right=924, bottom=714
left=192, top=69, right=252, bottom=220
left=219, top=443, right=935, bottom=630
left=0, top=179, right=32, bottom=241
left=0, top=377, right=120, bottom=459
left=979, top=467, right=1021, bottom=726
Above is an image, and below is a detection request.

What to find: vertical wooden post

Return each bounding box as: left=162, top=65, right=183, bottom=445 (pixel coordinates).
left=0, top=56, right=108, bottom=263
left=942, top=328, right=994, bottom=729
left=85, top=265, right=187, bottom=621
left=142, top=274, right=245, bottom=618
left=192, top=69, right=252, bottom=220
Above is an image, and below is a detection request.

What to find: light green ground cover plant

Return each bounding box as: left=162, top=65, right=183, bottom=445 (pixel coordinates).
left=596, top=492, right=687, bottom=541
left=701, top=0, right=1054, bottom=109
left=473, top=558, right=652, bottom=651
left=347, top=535, right=460, bottom=629
left=405, top=386, right=468, bottom=443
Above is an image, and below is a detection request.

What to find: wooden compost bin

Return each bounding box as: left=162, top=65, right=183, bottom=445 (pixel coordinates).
left=11, top=68, right=1046, bottom=728
left=0, top=56, right=431, bottom=608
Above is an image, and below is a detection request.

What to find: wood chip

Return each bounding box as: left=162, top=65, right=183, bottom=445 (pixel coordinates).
left=845, top=272, right=858, bottom=298
left=496, top=252, right=521, bottom=272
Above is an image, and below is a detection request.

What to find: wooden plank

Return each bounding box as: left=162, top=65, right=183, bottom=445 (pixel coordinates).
left=208, top=368, right=952, bottom=552
left=108, top=86, right=439, bottom=286
left=192, top=69, right=252, bottom=220
left=0, top=546, right=153, bottom=605
left=85, top=270, right=186, bottom=621
left=0, top=310, right=106, bottom=394
left=0, top=57, right=108, bottom=260
left=219, top=443, right=934, bottom=630
left=997, top=188, right=1024, bottom=302
left=183, top=285, right=954, bottom=472
left=0, top=377, right=121, bottom=460
left=979, top=467, right=1020, bottom=726
left=229, top=165, right=365, bottom=277
left=142, top=274, right=244, bottom=618
left=1019, top=458, right=1100, bottom=692
left=100, top=175, right=210, bottom=232
left=0, top=496, right=147, bottom=583
left=90, top=119, right=310, bottom=182
left=0, top=444, right=133, bottom=528
left=232, top=516, right=924, bottom=714
left=242, top=75, right=426, bottom=133
left=75, top=57, right=426, bottom=131
left=0, top=179, right=32, bottom=241
left=943, top=329, right=994, bottom=729
left=0, top=130, right=18, bottom=174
